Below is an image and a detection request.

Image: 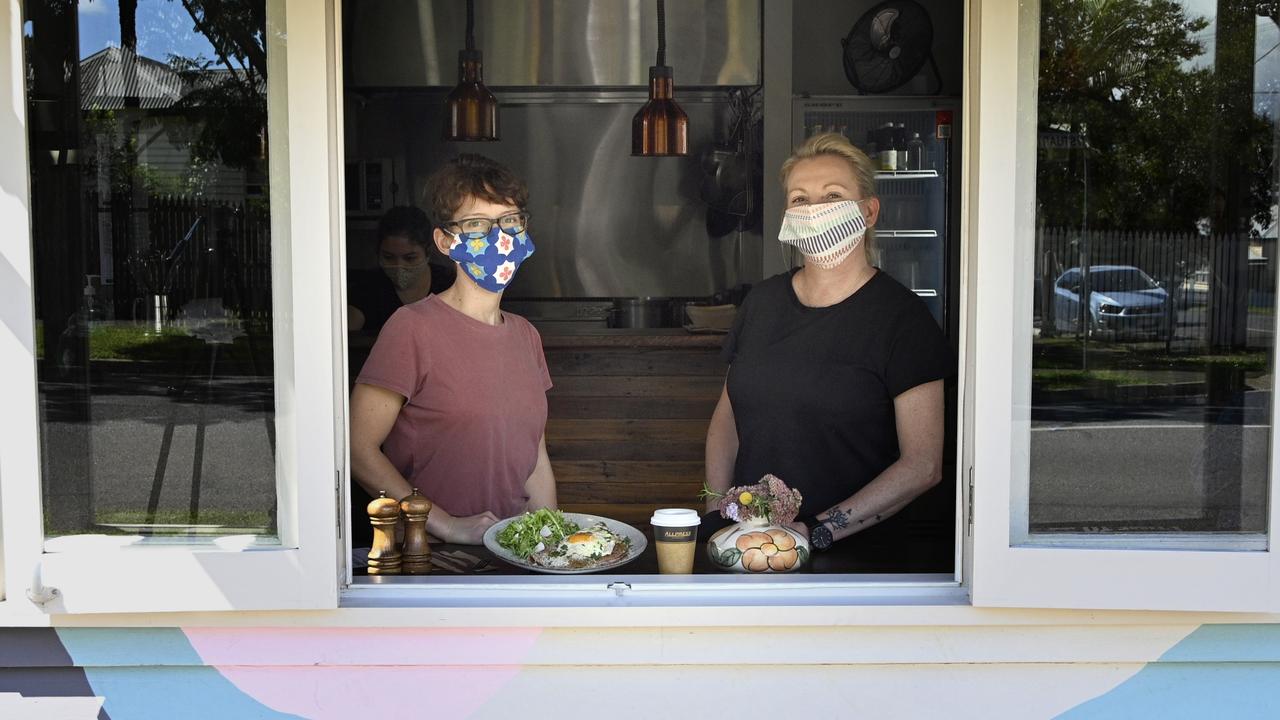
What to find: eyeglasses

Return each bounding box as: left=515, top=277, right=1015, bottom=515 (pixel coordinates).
left=445, top=211, right=530, bottom=236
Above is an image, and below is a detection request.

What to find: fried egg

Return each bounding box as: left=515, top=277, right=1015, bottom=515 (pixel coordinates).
left=563, top=526, right=617, bottom=561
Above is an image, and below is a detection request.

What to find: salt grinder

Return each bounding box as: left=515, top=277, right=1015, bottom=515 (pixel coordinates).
left=367, top=490, right=402, bottom=575
left=400, top=488, right=433, bottom=575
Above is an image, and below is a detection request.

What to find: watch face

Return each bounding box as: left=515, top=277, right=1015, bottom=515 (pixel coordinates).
left=810, top=524, right=834, bottom=550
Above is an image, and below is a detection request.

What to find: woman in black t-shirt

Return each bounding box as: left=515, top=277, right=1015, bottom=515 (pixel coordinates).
left=348, top=206, right=455, bottom=337
left=704, top=133, right=951, bottom=552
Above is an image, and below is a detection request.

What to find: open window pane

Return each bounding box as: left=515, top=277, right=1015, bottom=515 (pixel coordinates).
left=971, top=0, right=1280, bottom=612
left=2, top=0, right=340, bottom=613
left=26, top=0, right=277, bottom=543
left=1026, top=0, right=1277, bottom=544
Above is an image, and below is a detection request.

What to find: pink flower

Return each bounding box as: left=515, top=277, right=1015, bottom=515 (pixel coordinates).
left=710, top=475, right=803, bottom=524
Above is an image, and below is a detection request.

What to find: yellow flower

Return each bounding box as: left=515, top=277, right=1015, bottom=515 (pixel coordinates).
left=738, top=491, right=753, bottom=505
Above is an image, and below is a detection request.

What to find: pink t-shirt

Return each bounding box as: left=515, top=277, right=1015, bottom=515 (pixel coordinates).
left=357, top=294, right=552, bottom=519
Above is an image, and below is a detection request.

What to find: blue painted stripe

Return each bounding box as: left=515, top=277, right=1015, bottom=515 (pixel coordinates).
left=1157, top=624, right=1280, bottom=663
left=56, top=628, right=204, bottom=667
left=1055, top=663, right=1280, bottom=719
left=55, top=629, right=301, bottom=720
left=1057, top=625, right=1280, bottom=719
left=82, top=667, right=304, bottom=720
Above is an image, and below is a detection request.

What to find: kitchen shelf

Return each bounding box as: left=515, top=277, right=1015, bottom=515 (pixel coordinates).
left=878, top=229, right=939, bottom=238
left=875, top=170, right=940, bottom=180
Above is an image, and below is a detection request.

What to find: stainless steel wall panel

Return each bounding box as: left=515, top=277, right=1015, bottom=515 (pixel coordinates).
left=351, top=91, right=760, bottom=297
left=347, top=0, right=760, bottom=88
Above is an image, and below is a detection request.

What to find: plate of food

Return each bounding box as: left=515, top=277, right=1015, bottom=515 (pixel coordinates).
left=483, top=509, right=647, bottom=574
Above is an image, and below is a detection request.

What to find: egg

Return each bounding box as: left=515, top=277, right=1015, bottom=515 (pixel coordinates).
left=563, top=527, right=616, bottom=561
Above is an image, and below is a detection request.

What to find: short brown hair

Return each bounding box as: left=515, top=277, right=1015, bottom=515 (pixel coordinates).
left=423, top=154, right=529, bottom=227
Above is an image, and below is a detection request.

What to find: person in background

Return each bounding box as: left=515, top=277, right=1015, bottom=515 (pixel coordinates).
left=704, top=132, right=951, bottom=554
left=348, top=205, right=455, bottom=337
left=349, top=154, right=555, bottom=546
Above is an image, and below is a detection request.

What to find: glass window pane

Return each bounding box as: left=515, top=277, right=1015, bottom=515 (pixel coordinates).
left=1029, top=0, right=1278, bottom=538
left=24, top=0, right=278, bottom=541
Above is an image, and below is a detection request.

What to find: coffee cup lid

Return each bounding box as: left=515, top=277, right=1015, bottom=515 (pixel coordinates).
left=650, top=508, right=701, bottom=527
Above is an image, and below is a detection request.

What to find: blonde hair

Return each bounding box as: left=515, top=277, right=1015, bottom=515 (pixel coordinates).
left=779, top=132, right=879, bottom=253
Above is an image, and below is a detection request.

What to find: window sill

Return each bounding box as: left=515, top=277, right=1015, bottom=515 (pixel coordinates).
left=6, top=595, right=1280, bottom=628
left=342, top=572, right=965, bottom=609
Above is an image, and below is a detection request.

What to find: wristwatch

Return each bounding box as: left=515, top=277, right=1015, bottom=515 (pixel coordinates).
left=803, top=516, right=834, bottom=552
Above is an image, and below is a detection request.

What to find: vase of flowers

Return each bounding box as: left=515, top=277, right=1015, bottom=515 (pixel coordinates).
left=701, top=475, right=809, bottom=573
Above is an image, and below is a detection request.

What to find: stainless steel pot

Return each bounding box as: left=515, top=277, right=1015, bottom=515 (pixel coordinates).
left=609, top=297, right=670, bottom=328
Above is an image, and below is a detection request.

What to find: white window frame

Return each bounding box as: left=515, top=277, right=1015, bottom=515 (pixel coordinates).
left=968, top=0, right=1280, bottom=613
left=0, top=0, right=345, bottom=614
left=336, top=0, right=976, bottom=608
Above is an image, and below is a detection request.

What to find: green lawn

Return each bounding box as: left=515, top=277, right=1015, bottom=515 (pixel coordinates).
left=86, top=322, right=272, bottom=370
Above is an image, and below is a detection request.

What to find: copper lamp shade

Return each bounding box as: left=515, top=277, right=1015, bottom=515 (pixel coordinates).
left=445, top=0, right=498, bottom=142
left=632, top=65, right=688, bottom=156
left=632, top=0, right=687, bottom=156
left=446, top=48, right=498, bottom=142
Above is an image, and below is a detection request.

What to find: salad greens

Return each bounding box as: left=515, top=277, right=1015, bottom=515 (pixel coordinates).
left=496, top=509, right=579, bottom=559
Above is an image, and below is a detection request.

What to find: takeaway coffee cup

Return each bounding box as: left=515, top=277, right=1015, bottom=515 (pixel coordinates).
left=651, top=508, right=701, bottom=574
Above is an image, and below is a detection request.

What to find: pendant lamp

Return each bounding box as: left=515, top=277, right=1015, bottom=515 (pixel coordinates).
left=631, top=0, right=688, bottom=156
left=445, top=0, right=498, bottom=141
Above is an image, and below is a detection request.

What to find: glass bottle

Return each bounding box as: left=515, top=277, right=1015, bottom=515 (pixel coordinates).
left=878, top=123, right=898, bottom=171
left=895, top=123, right=909, bottom=170
left=907, top=132, right=925, bottom=171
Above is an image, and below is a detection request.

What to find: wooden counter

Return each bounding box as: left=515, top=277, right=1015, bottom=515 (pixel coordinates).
left=356, top=530, right=953, bottom=577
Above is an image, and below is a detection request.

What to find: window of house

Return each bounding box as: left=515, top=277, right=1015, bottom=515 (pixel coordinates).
left=0, top=0, right=341, bottom=613
left=970, top=0, right=1280, bottom=611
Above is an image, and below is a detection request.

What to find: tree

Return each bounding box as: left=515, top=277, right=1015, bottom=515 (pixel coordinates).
left=1037, top=0, right=1275, bottom=234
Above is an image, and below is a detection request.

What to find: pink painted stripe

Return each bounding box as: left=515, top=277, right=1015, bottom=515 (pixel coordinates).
left=213, top=666, right=520, bottom=720
left=184, top=627, right=542, bottom=667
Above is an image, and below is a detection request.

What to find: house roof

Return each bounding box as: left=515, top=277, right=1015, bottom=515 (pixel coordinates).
left=79, top=46, right=261, bottom=111
left=80, top=46, right=186, bottom=110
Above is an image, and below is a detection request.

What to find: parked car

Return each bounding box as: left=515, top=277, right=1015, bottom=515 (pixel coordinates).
left=1052, top=265, right=1171, bottom=340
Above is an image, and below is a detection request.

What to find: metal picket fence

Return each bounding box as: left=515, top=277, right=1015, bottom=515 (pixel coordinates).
left=93, top=192, right=272, bottom=323
left=1035, top=227, right=1276, bottom=351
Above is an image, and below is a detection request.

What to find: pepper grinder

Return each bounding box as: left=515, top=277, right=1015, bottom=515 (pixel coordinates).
left=400, top=488, right=433, bottom=575
left=366, top=490, right=402, bottom=575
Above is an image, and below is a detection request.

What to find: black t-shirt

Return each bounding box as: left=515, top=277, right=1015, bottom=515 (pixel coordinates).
left=722, top=268, right=952, bottom=520
left=347, top=264, right=456, bottom=338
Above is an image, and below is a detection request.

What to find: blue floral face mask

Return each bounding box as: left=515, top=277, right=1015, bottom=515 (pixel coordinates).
left=446, top=226, right=536, bottom=293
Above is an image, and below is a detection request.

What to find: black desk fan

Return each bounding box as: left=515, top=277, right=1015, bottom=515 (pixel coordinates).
left=841, top=0, right=942, bottom=94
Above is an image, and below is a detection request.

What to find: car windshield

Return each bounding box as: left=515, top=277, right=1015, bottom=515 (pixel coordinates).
left=1088, top=269, right=1157, bottom=292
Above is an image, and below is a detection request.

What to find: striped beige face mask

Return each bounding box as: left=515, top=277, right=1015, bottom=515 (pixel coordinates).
left=778, top=200, right=868, bottom=269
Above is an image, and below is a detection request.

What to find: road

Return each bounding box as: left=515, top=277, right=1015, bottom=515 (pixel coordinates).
left=1030, top=394, right=1272, bottom=533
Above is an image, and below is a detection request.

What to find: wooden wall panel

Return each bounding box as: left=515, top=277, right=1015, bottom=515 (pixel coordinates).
left=549, top=375, right=724, bottom=399
left=547, top=344, right=723, bottom=522
left=546, top=348, right=727, bottom=377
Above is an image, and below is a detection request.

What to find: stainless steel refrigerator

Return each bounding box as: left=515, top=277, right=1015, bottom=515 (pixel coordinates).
left=792, top=96, right=961, bottom=342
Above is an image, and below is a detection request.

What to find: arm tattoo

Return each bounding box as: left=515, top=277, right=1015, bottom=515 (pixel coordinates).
left=854, top=513, right=883, bottom=527
left=823, top=507, right=850, bottom=530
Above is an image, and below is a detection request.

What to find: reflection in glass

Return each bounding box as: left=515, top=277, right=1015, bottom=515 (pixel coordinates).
left=24, top=0, right=277, bottom=540
left=1030, top=0, right=1277, bottom=535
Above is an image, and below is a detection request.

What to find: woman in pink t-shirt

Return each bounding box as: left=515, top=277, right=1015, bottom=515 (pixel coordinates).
left=350, top=155, right=556, bottom=545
